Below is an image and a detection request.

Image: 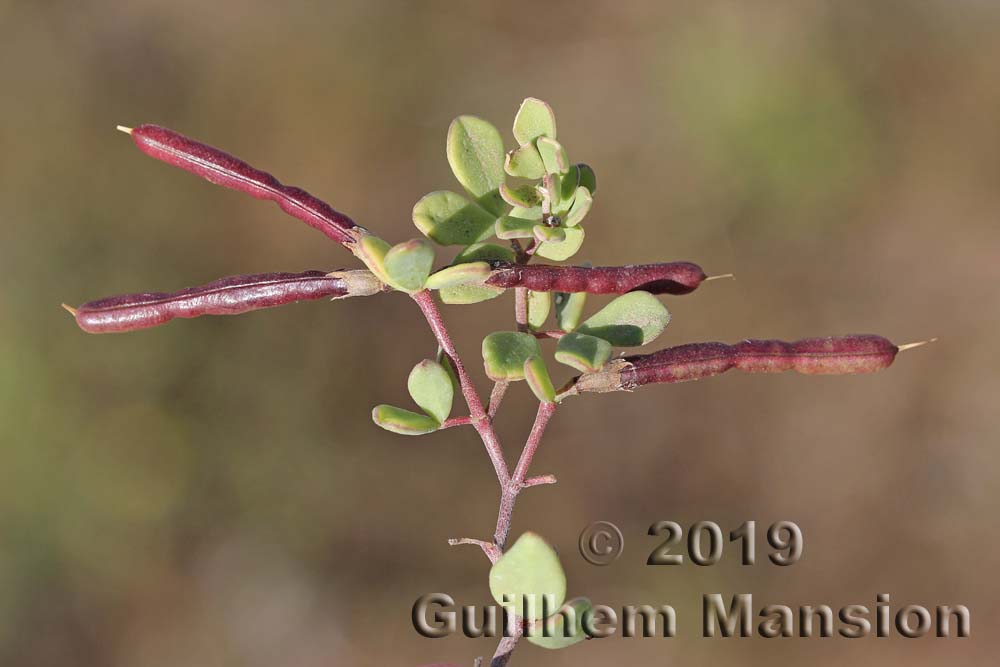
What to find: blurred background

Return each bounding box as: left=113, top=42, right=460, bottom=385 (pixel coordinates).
left=1, top=1, right=998, bottom=665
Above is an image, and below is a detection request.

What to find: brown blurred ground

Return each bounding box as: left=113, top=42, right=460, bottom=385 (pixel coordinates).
left=1, top=1, right=998, bottom=665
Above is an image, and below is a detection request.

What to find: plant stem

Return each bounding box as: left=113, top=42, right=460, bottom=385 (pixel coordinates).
left=490, top=625, right=522, bottom=667
left=514, top=288, right=528, bottom=332
left=511, top=401, right=556, bottom=486
left=411, top=290, right=509, bottom=485
left=414, top=289, right=557, bottom=667
left=493, top=401, right=557, bottom=549
left=488, top=381, right=509, bottom=418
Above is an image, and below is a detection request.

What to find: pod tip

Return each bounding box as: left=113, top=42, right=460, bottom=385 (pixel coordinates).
left=705, top=273, right=735, bottom=282
left=60, top=303, right=78, bottom=316
left=897, top=337, right=938, bottom=352
left=116, top=125, right=134, bottom=135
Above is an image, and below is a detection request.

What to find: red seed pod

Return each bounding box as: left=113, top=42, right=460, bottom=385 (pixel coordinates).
left=124, top=125, right=367, bottom=247
left=484, top=261, right=707, bottom=295
left=68, top=270, right=356, bottom=334
left=572, top=335, right=900, bottom=394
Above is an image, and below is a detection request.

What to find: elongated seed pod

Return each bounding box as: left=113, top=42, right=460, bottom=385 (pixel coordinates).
left=484, top=261, right=706, bottom=295
left=123, top=125, right=368, bottom=247
left=68, top=270, right=381, bottom=334
left=570, top=335, right=900, bottom=394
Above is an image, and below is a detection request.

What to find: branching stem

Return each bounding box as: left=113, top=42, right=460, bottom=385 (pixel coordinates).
left=488, top=381, right=509, bottom=418
left=494, top=401, right=557, bottom=550
left=411, top=290, right=509, bottom=484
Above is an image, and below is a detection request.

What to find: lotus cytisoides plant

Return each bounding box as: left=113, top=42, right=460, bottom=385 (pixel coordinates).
left=65, top=99, right=929, bottom=666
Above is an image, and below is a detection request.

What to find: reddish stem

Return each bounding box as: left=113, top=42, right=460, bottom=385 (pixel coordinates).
left=514, top=288, right=528, bottom=333
left=488, top=382, right=509, bottom=418
left=494, top=401, right=557, bottom=550
left=411, top=290, right=510, bottom=485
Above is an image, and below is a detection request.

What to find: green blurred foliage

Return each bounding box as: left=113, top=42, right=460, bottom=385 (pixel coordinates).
left=1, top=1, right=999, bottom=666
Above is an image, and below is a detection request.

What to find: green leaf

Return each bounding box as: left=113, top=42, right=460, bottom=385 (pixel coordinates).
left=454, top=242, right=515, bottom=264
left=576, top=163, right=597, bottom=194
left=526, top=597, right=592, bottom=649
left=527, top=290, right=551, bottom=329
left=412, top=191, right=497, bottom=246
left=447, top=115, right=505, bottom=202
left=437, top=242, right=511, bottom=303
left=564, top=187, right=592, bottom=227
left=536, top=136, right=569, bottom=175
left=523, top=355, right=556, bottom=403
left=424, top=261, right=491, bottom=290
left=513, top=97, right=557, bottom=146
left=496, top=215, right=538, bottom=240
left=407, top=359, right=453, bottom=423
left=555, top=166, right=580, bottom=209
left=500, top=183, right=543, bottom=208
left=438, top=284, right=504, bottom=304
left=554, top=332, right=612, bottom=372
left=555, top=291, right=587, bottom=331
left=482, top=331, right=542, bottom=381
left=383, top=239, right=435, bottom=292
left=356, top=235, right=392, bottom=283
left=372, top=404, right=440, bottom=435
left=536, top=226, right=584, bottom=261
left=505, top=144, right=546, bottom=179
left=508, top=204, right=543, bottom=221
left=577, top=291, right=671, bottom=347
left=436, top=349, right=461, bottom=397
left=533, top=225, right=566, bottom=244
left=489, top=532, right=566, bottom=620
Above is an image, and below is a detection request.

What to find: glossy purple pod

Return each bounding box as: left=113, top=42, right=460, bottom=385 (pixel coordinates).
left=572, top=335, right=899, bottom=394
left=484, top=261, right=706, bottom=295
left=69, top=271, right=352, bottom=334
left=126, top=125, right=366, bottom=247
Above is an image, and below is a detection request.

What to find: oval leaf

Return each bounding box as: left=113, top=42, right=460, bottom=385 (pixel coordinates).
left=526, top=597, right=593, bottom=650
left=508, top=204, right=543, bottom=221
left=425, top=261, right=491, bottom=290
left=447, top=115, right=505, bottom=200
left=555, top=291, right=587, bottom=331
left=407, top=359, right=454, bottom=423
left=482, top=331, right=542, bottom=381
left=505, top=144, right=546, bottom=179
left=564, top=187, right=592, bottom=227
left=412, top=191, right=497, bottom=246
left=577, top=291, right=670, bottom=347
left=555, top=166, right=580, bottom=211
left=533, top=225, right=566, bottom=244
left=454, top=242, right=516, bottom=264
left=439, top=283, right=504, bottom=305
left=527, top=290, right=551, bottom=330
left=383, top=239, right=435, bottom=292
left=356, top=235, right=392, bottom=283
left=536, top=226, right=584, bottom=261
left=523, top=355, right=556, bottom=403
left=496, top=215, right=538, bottom=240
left=372, top=404, right=440, bottom=435
left=489, top=532, right=566, bottom=620
left=536, top=136, right=569, bottom=175
left=513, top=97, right=557, bottom=146
left=576, top=163, right=597, bottom=194
left=555, top=332, right=612, bottom=373
left=500, top=183, right=543, bottom=208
